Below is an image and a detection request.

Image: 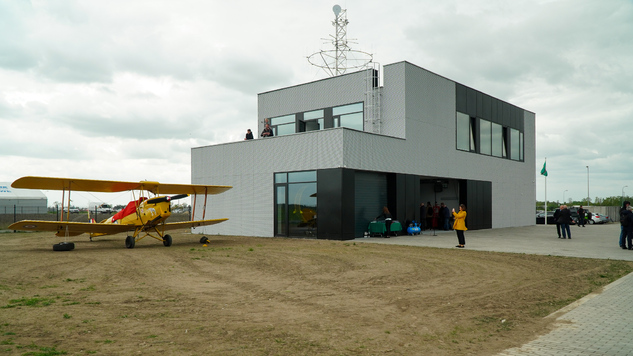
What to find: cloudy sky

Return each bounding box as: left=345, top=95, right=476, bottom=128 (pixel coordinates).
left=1, top=0, right=631, bottom=207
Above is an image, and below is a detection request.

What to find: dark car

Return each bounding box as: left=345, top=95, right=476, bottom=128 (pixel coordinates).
left=536, top=211, right=577, bottom=225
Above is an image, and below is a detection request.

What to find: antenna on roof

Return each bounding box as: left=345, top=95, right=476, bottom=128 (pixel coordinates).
left=307, top=5, right=373, bottom=77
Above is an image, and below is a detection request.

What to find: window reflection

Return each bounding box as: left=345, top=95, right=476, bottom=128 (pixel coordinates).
left=275, top=171, right=317, bottom=238
left=288, top=182, right=317, bottom=237
left=480, top=119, right=491, bottom=155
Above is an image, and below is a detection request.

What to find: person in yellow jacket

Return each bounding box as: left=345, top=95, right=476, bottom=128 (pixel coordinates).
left=452, top=204, right=467, bottom=248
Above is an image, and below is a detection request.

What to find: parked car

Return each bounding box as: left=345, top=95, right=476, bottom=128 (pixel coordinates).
left=536, top=211, right=555, bottom=224
left=587, top=212, right=609, bottom=224
left=536, top=211, right=577, bottom=225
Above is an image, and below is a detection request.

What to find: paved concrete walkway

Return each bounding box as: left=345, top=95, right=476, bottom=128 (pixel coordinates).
left=355, top=223, right=633, bottom=355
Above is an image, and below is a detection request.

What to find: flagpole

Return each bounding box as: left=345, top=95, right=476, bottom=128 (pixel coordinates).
left=543, top=157, right=547, bottom=225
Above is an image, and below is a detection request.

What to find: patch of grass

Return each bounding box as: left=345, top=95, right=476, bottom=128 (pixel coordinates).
left=2, top=296, right=56, bottom=308
left=79, top=285, right=96, bottom=292
left=15, top=343, right=67, bottom=356
left=63, top=314, right=72, bottom=319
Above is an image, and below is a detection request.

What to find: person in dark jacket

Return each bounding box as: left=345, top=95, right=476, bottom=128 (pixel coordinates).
left=621, top=203, right=633, bottom=249
left=260, top=123, right=274, bottom=137
left=557, top=205, right=572, bottom=239
left=244, top=129, right=253, bottom=140
left=619, top=201, right=631, bottom=249
left=577, top=205, right=586, bottom=227
left=553, top=206, right=562, bottom=238
left=440, top=203, right=450, bottom=230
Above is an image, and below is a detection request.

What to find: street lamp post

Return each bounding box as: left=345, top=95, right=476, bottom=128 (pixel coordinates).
left=563, top=190, right=568, bottom=203
left=586, top=166, right=590, bottom=205
left=622, top=185, right=628, bottom=207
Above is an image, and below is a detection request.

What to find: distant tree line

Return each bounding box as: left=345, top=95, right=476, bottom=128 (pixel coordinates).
left=536, top=196, right=631, bottom=211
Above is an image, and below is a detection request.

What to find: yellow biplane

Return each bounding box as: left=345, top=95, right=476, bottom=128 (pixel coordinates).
left=8, top=176, right=231, bottom=250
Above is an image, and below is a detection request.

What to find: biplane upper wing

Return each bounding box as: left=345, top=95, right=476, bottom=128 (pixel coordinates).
left=160, top=218, right=229, bottom=231
left=11, top=176, right=232, bottom=195
left=8, top=220, right=134, bottom=236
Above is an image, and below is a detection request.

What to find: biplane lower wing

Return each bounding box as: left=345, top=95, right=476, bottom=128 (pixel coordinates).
left=8, top=220, right=134, bottom=237
left=161, top=218, right=228, bottom=231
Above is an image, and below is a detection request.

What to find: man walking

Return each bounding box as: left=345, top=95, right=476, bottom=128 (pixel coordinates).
left=620, top=201, right=631, bottom=249
left=553, top=206, right=562, bottom=238
left=577, top=205, right=586, bottom=227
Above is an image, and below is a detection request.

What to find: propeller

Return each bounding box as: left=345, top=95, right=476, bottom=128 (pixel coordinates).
left=146, top=194, right=189, bottom=205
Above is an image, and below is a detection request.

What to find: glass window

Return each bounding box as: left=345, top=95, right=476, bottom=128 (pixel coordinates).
left=270, top=115, right=294, bottom=125
left=333, top=103, right=363, bottom=116
left=288, top=182, right=317, bottom=237
left=480, top=119, right=491, bottom=155
left=289, top=171, right=317, bottom=183
left=511, top=128, right=520, bottom=161
left=491, top=123, right=502, bottom=157
left=304, top=110, right=324, bottom=120
left=503, top=127, right=508, bottom=158
left=275, top=173, right=287, bottom=184
left=339, top=112, right=363, bottom=131
left=275, top=123, right=295, bottom=136
left=276, top=170, right=318, bottom=238
left=276, top=186, right=287, bottom=236
left=456, top=112, right=470, bottom=151
left=519, top=132, right=524, bottom=161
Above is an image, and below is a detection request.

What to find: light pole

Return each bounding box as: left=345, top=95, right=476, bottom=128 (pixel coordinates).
left=622, top=185, right=628, bottom=207
left=563, top=190, right=568, bottom=203
left=586, top=166, right=590, bottom=205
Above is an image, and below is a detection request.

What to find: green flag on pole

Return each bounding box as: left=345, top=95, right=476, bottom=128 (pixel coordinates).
left=540, top=161, right=548, bottom=177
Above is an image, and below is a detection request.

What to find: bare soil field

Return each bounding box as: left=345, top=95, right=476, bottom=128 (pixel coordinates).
left=1, top=231, right=632, bottom=355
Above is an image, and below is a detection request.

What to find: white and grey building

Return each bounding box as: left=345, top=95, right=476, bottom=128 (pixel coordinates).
left=192, top=61, right=535, bottom=240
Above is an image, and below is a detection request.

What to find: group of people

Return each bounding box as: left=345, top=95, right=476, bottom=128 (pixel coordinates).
left=552, top=205, right=574, bottom=239
left=419, top=202, right=454, bottom=231
left=244, top=120, right=275, bottom=140
left=415, top=202, right=468, bottom=248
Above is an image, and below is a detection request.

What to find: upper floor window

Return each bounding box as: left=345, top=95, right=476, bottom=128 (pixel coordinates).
left=270, top=114, right=295, bottom=136
left=333, top=103, right=363, bottom=131
left=457, top=111, right=523, bottom=161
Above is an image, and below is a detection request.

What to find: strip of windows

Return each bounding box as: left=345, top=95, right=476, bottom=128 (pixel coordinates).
left=456, top=112, right=524, bottom=161
left=267, top=102, right=364, bottom=137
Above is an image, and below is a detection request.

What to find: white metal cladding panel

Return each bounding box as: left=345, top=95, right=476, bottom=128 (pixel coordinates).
left=191, top=130, right=348, bottom=237
left=381, top=63, right=407, bottom=139
left=257, top=71, right=367, bottom=125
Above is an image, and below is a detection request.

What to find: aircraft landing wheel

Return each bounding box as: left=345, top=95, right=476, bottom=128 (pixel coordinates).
left=200, top=236, right=210, bottom=244
left=163, top=234, right=173, bottom=247
left=125, top=236, right=135, bottom=249
left=53, top=242, right=75, bottom=251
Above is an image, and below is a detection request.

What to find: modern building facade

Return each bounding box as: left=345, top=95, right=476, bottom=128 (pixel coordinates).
left=191, top=61, right=535, bottom=240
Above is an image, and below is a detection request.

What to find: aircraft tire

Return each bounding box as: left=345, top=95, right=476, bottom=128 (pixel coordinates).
left=200, top=236, right=210, bottom=244
left=125, top=236, right=135, bottom=249
left=163, top=234, right=173, bottom=247
left=53, top=242, right=75, bottom=251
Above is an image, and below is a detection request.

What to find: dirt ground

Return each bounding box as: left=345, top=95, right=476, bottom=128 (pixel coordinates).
left=1, top=231, right=632, bottom=356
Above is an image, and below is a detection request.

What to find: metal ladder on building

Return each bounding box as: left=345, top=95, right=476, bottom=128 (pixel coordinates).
left=364, top=62, right=382, bottom=134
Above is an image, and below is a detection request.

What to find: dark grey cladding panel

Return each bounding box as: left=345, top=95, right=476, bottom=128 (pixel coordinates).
left=456, top=84, right=467, bottom=113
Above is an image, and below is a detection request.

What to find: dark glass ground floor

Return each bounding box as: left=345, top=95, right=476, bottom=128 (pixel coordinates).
left=274, top=168, right=492, bottom=240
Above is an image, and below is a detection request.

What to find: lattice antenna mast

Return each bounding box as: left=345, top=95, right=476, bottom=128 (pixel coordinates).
left=332, top=5, right=349, bottom=76
left=308, top=5, right=372, bottom=77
